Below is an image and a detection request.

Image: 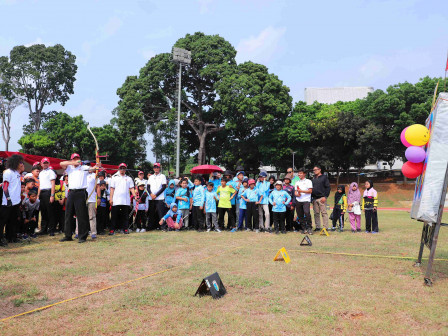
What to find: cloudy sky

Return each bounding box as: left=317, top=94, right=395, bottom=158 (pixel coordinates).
left=1, top=0, right=447, bottom=161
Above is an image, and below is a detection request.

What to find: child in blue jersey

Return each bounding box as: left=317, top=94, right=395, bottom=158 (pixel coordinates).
left=191, top=176, right=205, bottom=231
left=164, top=180, right=176, bottom=208
left=237, top=178, right=249, bottom=230
left=175, top=179, right=191, bottom=229
left=159, top=203, right=183, bottom=230
left=204, top=182, right=220, bottom=232
left=268, top=181, right=292, bottom=234
left=241, top=179, right=262, bottom=232
left=256, top=172, right=271, bottom=232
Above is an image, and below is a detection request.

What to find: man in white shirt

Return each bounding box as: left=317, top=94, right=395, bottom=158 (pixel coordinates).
left=86, top=171, right=98, bottom=239
left=37, top=157, right=57, bottom=236
left=0, top=154, right=25, bottom=246
left=294, top=168, right=313, bottom=234
left=109, top=163, right=136, bottom=235
left=59, top=153, right=100, bottom=243
left=146, top=162, right=167, bottom=230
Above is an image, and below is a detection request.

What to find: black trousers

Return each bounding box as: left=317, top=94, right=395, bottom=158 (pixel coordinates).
left=193, top=206, right=205, bottom=230
left=135, top=210, right=147, bottom=229
left=40, top=190, right=56, bottom=233
left=273, top=212, right=286, bottom=232
left=0, top=204, right=20, bottom=242
left=332, top=207, right=344, bottom=229
left=218, top=207, right=234, bottom=229
left=365, top=209, right=378, bottom=232
left=296, top=202, right=312, bottom=231
left=148, top=200, right=166, bottom=230
left=245, top=202, right=259, bottom=230
left=285, top=207, right=294, bottom=231
left=111, top=205, right=130, bottom=231
left=97, top=206, right=107, bottom=233
left=53, top=201, right=64, bottom=232
left=24, top=219, right=37, bottom=235
left=64, top=189, right=89, bottom=240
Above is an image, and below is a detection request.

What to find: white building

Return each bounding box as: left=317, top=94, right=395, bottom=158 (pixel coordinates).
left=305, top=87, right=374, bottom=105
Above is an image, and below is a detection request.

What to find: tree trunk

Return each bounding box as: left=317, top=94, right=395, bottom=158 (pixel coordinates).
left=198, top=132, right=207, bottom=165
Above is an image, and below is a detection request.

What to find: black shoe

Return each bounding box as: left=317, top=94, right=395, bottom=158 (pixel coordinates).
left=0, top=239, right=7, bottom=247
left=59, top=237, right=73, bottom=242
left=78, top=239, right=87, bottom=243
left=49, top=232, right=55, bottom=237
left=275, top=230, right=279, bottom=234
left=282, top=230, right=287, bottom=234
left=313, top=228, right=320, bottom=232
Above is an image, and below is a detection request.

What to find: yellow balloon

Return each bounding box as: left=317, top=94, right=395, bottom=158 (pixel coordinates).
left=405, top=124, right=430, bottom=146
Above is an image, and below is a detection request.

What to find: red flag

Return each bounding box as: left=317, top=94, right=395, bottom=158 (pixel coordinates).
left=446, top=52, right=448, bottom=71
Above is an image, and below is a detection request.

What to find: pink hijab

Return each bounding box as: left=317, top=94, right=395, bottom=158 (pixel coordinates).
left=347, top=182, right=361, bottom=204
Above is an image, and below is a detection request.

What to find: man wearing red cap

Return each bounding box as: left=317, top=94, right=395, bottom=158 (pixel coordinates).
left=59, top=153, right=101, bottom=243
left=109, top=163, right=136, bottom=235
left=37, top=157, right=57, bottom=236
left=146, top=162, right=167, bottom=230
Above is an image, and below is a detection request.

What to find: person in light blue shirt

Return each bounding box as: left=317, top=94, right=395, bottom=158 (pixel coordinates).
left=204, top=182, right=220, bottom=232
left=175, top=179, right=191, bottom=228
left=256, top=172, right=271, bottom=232
left=237, top=178, right=249, bottom=230
left=191, top=176, right=205, bottom=231
left=208, top=172, right=221, bottom=192
left=164, top=180, right=176, bottom=208
left=159, top=203, right=183, bottom=230
left=268, top=181, right=291, bottom=234
left=241, top=179, right=262, bottom=232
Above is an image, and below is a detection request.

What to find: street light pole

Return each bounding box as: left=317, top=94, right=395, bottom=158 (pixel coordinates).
left=176, top=62, right=182, bottom=177
left=291, top=150, right=296, bottom=171
left=172, top=47, right=191, bottom=177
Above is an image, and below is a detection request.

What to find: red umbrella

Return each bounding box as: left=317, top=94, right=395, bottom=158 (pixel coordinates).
left=190, top=165, right=223, bottom=174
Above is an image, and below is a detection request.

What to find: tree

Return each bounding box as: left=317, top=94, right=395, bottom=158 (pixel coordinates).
left=0, top=95, right=22, bottom=151
left=214, top=61, right=292, bottom=170
left=0, top=44, right=77, bottom=132
left=117, top=32, right=237, bottom=165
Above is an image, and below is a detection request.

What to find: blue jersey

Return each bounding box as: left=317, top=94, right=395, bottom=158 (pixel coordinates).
left=256, top=180, right=270, bottom=205
left=227, top=180, right=239, bottom=205
left=164, top=186, right=176, bottom=206
left=192, top=185, right=205, bottom=207
left=268, top=189, right=291, bottom=212
left=175, top=187, right=190, bottom=210
left=205, top=190, right=218, bottom=213
left=242, top=188, right=261, bottom=203
left=238, top=187, right=248, bottom=209
left=208, top=178, right=221, bottom=192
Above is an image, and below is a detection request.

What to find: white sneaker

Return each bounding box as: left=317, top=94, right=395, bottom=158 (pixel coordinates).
left=136, top=229, right=141, bottom=233
left=207, top=229, right=211, bottom=232
left=215, top=229, right=221, bottom=233
left=255, top=229, right=260, bottom=233
left=140, top=229, right=146, bottom=233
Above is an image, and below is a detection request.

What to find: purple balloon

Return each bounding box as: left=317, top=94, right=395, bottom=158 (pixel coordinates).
left=405, top=146, right=426, bottom=163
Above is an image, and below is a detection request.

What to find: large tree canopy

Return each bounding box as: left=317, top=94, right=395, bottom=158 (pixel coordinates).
left=0, top=44, right=77, bottom=132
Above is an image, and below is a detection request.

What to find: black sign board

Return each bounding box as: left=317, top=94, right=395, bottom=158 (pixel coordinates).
left=300, top=235, right=312, bottom=246
left=195, top=272, right=226, bottom=299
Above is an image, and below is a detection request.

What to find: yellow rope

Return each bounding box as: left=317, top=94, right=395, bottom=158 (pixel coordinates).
left=0, top=245, right=243, bottom=323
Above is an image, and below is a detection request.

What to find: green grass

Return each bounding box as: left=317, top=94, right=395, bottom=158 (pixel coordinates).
left=0, top=211, right=447, bottom=335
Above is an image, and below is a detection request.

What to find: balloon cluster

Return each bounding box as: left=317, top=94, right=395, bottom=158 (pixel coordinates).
left=400, top=124, right=430, bottom=179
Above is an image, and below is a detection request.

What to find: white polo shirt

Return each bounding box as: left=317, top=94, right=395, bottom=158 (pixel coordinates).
left=134, top=177, right=147, bottom=186
left=294, top=178, right=313, bottom=203
left=110, top=174, right=134, bottom=206
left=2, top=169, right=22, bottom=205
left=86, top=173, right=97, bottom=203
left=39, top=168, right=56, bottom=190
left=147, top=173, right=167, bottom=200
left=66, top=165, right=90, bottom=189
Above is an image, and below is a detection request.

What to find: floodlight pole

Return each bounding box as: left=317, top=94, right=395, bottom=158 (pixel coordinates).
left=176, top=63, right=182, bottom=177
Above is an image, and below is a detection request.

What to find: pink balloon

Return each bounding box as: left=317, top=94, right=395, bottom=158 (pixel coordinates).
left=401, top=127, right=411, bottom=147
left=405, top=146, right=426, bottom=163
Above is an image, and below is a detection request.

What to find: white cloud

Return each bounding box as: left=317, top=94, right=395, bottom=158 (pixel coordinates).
left=101, top=16, right=123, bottom=38
left=141, top=48, right=156, bottom=60
left=197, top=0, right=213, bottom=14
left=236, top=26, right=286, bottom=65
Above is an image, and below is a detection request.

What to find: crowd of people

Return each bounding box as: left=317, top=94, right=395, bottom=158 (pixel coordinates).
left=0, top=153, right=379, bottom=247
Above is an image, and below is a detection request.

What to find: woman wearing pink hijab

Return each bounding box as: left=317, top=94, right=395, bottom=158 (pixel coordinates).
left=347, top=182, right=362, bottom=232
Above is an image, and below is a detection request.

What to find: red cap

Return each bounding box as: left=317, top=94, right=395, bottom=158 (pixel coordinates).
left=71, top=153, right=80, bottom=160
left=153, top=162, right=161, bottom=167
left=138, top=171, right=144, bottom=174
left=248, top=179, right=256, bottom=185
left=41, top=157, right=50, bottom=164
left=119, top=163, right=127, bottom=168
left=32, top=161, right=40, bottom=167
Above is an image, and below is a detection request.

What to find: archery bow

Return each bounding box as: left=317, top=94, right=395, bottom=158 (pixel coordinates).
left=86, top=123, right=100, bottom=204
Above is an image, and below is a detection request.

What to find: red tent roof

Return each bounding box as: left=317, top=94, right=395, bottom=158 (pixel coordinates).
left=0, top=151, right=120, bottom=174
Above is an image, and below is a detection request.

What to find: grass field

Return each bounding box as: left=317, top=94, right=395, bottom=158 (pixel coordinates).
left=1, top=211, right=447, bottom=335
